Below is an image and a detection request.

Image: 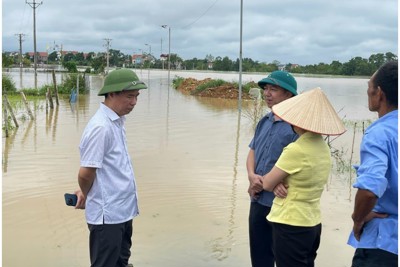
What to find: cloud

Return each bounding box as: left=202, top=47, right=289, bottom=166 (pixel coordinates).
left=2, top=0, right=397, bottom=65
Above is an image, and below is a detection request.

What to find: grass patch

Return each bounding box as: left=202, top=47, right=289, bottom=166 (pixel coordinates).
left=191, top=79, right=227, bottom=95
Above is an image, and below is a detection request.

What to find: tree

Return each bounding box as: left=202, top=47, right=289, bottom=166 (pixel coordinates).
left=75, top=52, right=85, bottom=65
left=48, top=51, right=58, bottom=63
left=2, top=53, right=14, bottom=67
left=385, top=52, right=397, bottom=62
left=62, top=61, right=78, bottom=73
left=170, top=54, right=183, bottom=69
left=91, top=56, right=105, bottom=73
left=109, top=49, right=125, bottom=67
left=63, top=52, right=75, bottom=62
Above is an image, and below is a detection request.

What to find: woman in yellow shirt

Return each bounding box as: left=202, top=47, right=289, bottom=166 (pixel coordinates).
left=262, top=88, right=345, bottom=267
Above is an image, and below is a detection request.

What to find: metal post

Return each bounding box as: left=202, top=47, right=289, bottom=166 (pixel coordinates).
left=161, top=25, right=171, bottom=85
left=238, top=0, right=243, bottom=112
left=168, top=27, right=171, bottom=82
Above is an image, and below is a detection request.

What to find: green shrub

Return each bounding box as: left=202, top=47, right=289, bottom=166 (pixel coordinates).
left=58, top=73, right=86, bottom=94
left=172, top=76, right=185, bottom=89
left=243, top=81, right=258, bottom=94
left=2, top=74, right=17, bottom=94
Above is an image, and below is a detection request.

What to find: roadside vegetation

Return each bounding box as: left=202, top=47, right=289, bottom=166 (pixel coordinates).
left=2, top=73, right=86, bottom=98
left=2, top=50, right=397, bottom=76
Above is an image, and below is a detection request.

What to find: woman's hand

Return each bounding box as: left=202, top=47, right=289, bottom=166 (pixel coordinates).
left=273, top=183, right=288, bottom=198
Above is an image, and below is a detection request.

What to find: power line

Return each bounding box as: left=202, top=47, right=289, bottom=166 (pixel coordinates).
left=181, top=0, right=219, bottom=29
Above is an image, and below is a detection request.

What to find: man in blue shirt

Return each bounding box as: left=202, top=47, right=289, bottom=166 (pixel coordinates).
left=247, top=70, right=298, bottom=267
left=348, top=61, right=398, bottom=267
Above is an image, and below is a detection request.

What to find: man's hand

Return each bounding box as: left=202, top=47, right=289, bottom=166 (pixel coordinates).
left=248, top=173, right=263, bottom=197
left=352, top=211, right=388, bottom=241
left=74, top=190, right=86, bottom=209
left=352, top=220, right=365, bottom=241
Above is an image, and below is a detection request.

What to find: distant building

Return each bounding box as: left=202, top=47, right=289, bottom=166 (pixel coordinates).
left=27, top=52, right=48, bottom=63
left=132, top=54, right=143, bottom=65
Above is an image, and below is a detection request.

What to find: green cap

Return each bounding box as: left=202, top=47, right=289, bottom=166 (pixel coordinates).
left=257, top=70, right=297, bottom=96
left=98, top=69, right=147, bottom=96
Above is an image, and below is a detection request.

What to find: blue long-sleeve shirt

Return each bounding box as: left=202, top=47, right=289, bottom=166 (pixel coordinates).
left=348, top=110, right=398, bottom=255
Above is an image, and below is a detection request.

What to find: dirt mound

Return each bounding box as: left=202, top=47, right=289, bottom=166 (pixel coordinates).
left=176, top=78, right=252, bottom=99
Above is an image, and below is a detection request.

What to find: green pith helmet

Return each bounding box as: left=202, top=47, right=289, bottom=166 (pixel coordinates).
left=257, top=70, right=297, bottom=96
left=98, top=69, right=147, bottom=96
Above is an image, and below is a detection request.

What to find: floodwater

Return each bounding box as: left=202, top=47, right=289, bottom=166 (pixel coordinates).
left=3, top=69, right=376, bottom=267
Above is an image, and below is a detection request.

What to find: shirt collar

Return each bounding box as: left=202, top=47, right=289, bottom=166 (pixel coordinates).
left=99, top=103, right=125, bottom=124
left=267, top=111, right=283, bottom=122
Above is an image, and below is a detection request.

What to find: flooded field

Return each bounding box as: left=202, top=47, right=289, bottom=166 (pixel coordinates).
left=2, top=69, right=376, bottom=267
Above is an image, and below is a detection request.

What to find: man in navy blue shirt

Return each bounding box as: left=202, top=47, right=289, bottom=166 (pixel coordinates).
left=348, top=61, right=398, bottom=267
left=247, top=70, right=298, bottom=267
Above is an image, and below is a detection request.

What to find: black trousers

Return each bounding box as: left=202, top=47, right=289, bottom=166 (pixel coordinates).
left=88, top=220, right=133, bottom=267
left=272, top=222, right=321, bottom=267
left=249, top=202, right=274, bottom=267
left=352, top=248, right=398, bottom=267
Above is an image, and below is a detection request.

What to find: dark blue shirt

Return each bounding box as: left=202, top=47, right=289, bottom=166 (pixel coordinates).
left=249, top=112, right=298, bottom=206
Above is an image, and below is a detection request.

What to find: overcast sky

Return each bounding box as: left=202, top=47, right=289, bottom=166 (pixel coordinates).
left=2, top=0, right=398, bottom=65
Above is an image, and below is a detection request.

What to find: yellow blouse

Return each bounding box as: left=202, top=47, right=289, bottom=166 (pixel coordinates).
left=267, top=132, right=331, bottom=227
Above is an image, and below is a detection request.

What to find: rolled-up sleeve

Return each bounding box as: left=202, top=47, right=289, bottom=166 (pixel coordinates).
left=353, top=130, right=389, bottom=198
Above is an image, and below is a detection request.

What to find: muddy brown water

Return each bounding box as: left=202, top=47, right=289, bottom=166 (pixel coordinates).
left=3, top=69, right=376, bottom=267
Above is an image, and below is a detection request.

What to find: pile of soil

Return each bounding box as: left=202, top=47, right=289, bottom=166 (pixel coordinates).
left=175, top=78, right=252, bottom=100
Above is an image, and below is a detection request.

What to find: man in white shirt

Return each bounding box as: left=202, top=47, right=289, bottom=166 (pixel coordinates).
left=75, top=69, right=147, bottom=267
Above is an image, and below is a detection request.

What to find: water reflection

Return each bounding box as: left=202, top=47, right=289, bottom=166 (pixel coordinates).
left=2, top=126, right=18, bottom=173
left=2, top=70, right=376, bottom=267
left=209, top=111, right=242, bottom=261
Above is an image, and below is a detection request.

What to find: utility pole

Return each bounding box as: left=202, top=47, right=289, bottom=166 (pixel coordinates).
left=16, top=33, right=26, bottom=89
left=145, top=43, right=152, bottom=72
left=26, top=0, right=43, bottom=90
left=15, top=34, right=26, bottom=69
left=103, top=38, right=112, bottom=74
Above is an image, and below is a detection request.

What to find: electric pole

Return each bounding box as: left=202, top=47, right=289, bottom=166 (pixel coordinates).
left=15, top=34, right=26, bottom=69
left=103, top=38, right=112, bottom=74
left=26, top=0, right=43, bottom=90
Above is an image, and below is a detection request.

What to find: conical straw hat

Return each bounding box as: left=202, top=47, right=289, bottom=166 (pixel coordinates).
left=272, top=87, right=346, bottom=135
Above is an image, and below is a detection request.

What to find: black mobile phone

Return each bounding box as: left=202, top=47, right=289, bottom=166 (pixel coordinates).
left=64, top=193, right=78, bottom=206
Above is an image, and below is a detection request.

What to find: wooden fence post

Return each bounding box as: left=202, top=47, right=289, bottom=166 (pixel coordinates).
left=47, top=86, right=54, bottom=109
left=4, top=95, right=19, bottom=128
left=52, top=70, right=60, bottom=105
left=3, top=95, right=9, bottom=138
left=20, top=92, right=35, bottom=120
